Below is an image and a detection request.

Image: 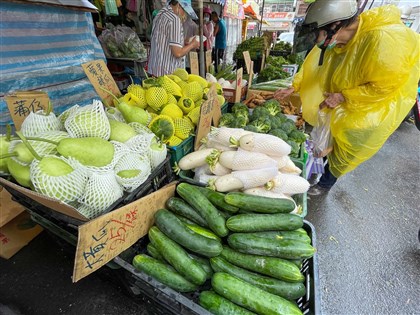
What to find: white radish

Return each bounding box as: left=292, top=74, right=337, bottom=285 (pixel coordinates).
left=194, top=173, right=220, bottom=185
left=265, top=172, right=310, bottom=195
left=210, top=162, right=231, bottom=176
left=219, top=149, right=277, bottom=170
left=201, top=136, right=236, bottom=151
left=193, top=164, right=212, bottom=176
left=212, top=174, right=244, bottom=192
left=210, top=127, right=251, bottom=147
left=234, top=133, right=291, bottom=157
left=269, top=155, right=302, bottom=174
left=178, top=148, right=219, bottom=171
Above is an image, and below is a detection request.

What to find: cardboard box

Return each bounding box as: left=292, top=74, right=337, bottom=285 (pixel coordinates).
left=0, top=188, right=43, bottom=259
left=222, top=67, right=250, bottom=104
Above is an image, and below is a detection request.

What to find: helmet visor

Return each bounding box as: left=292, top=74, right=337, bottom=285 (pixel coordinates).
left=293, top=21, right=320, bottom=54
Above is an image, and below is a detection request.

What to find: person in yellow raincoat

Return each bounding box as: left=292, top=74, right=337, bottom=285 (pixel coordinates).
left=275, top=0, right=420, bottom=194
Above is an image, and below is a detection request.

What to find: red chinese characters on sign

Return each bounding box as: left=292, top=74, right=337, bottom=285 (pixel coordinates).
left=0, top=232, right=10, bottom=245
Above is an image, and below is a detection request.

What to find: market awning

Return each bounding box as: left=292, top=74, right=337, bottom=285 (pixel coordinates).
left=4, top=0, right=98, bottom=11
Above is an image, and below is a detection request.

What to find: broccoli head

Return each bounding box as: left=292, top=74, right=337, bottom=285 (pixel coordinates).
left=236, top=108, right=249, bottom=121
left=231, top=115, right=248, bottom=128
left=269, top=115, right=284, bottom=130
left=249, top=116, right=271, bottom=133
left=288, top=130, right=306, bottom=144
left=275, top=112, right=288, bottom=122
left=263, top=99, right=280, bottom=116
left=244, top=125, right=261, bottom=133
left=280, top=121, right=296, bottom=134
left=250, top=106, right=271, bottom=121
left=269, top=128, right=288, bottom=141
left=287, top=140, right=300, bottom=158
left=232, top=102, right=248, bottom=114
left=219, top=113, right=235, bottom=127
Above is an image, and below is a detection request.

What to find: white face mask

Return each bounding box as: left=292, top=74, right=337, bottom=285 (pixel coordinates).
left=204, top=16, right=210, bottom=22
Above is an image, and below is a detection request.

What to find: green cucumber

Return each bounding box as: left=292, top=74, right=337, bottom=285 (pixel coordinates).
left=226, top=213, right=303, bottom=232
left=220, top=246, right=304, bottom=282
left=246, top=230, right=311, bottom=243
left=155, top=209, right=222, bottom=257
left=228, top=233, right=315, bottom=260
left=289, top=259, right=303, bottom=268
left=166, top=197, right=208, bottom=227
left=212, top=273, right=303, bottom=315
left=185, top=223, right=221, bottom=242
left=147, top=243, right=165, bottom=262
left=132, top=254, right=197, bottom=292
left=196, top=187, right=239, bottom=213
left=199, top=291, right=256, bottom=315
left=176, top=183, right=228, bottom=237
left=148, top=226, right=207, bottom=285
left=224, top=192, right=295, bottom=213
left=210, top=257, right=306, bottom=300
left=174, top=214, right=196, bottom=225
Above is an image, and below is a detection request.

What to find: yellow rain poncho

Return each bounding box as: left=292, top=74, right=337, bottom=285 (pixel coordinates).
left=293, top=5, right=420, bottom=178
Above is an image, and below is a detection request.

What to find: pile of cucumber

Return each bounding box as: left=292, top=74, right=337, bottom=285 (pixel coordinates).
left=132, top=182, right=315, bottom=315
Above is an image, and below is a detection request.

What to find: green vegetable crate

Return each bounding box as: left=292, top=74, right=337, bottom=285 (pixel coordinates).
left=0, top=155, right=174, bottom=237
left=168, top=135, right=195, bottom=168
left=178, top=160, right=308, bottom=218
left=112, top=220, right=320, bottom=315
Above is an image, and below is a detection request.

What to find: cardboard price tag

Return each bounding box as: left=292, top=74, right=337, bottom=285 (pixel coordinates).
left=73, top=183, right=176, bottom=282
left=243, top=51, right=252, bottom=74
left=4, top=91, right=49, bottom=130
left=82, top=59, right=121, bottom=107
left=205, top=50, right=212, bottom=72
left=189, top=52, right=199, bottom=75
left=194, top=84, right=217, bottom=150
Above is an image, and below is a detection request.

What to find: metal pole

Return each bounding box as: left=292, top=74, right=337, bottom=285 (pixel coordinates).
left=259, top=0, right=265, bottom=36
left=198, top=0, right=205, bottom=77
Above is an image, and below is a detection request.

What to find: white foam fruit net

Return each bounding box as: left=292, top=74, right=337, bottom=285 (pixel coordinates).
left=231, top=167, right=278, bottom=190
left=106, top=107, right=126, bottom=123
left=64, top=100, right=110, bottom=139
left=232, top=149, right=278, bottom=171
left=129, top=122, right=154, bottom=136
left=77, top=171, right=124, bottom=219
left=57, top=105, right=80, bottom=130
left=125, top=133, right=156, bottom=156
left=149, top=142, right=167, bottom=170
left=21, top=110, right=61, bottom=137
left=114, top=152, right=151, bottom=192
left=30, top=156, right=88, bottom=205
left=30, top=131, right=69, bottom=156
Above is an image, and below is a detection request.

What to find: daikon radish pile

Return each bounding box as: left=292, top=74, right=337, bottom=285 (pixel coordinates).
left=176, top=148, right=220, bottom=173
left=230, top=133, right=291, bottom=157
left=265, top=172, right=310, bottom=195
left=209, top=127, right=251, bottom=147
left=218, top=149, right=277, bottom=170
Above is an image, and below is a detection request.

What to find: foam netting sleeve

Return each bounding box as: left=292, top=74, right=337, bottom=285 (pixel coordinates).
left=114, top=152, right=151, bottom=192
left=20, top=110, right=61, bottom=137
left=58, top=104, right=80, bottom=131
left=30, top=130, right=69, bottom=157
left=148, top=144, right=167, bottom=170
left=125, top=133, right=156, bottom=157
left=231, top=167, right=278, bottom=190
left=128, top=122, right=154, bottom=136
left=30, top=156, right=89, bottom=204
left=64, top=100, right=110, bottom=139
left=77, top=171, right=124, bottom=219
left=105, top=107, right=126, bottom=123
left=231, top=148, right=278, bottom=171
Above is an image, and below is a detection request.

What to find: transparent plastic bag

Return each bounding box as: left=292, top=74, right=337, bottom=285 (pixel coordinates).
left=310, top=109, right=333, bottom=158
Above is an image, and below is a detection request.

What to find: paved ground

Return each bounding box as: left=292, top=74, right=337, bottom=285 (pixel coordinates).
left=0, top=121, right=419, bottom=315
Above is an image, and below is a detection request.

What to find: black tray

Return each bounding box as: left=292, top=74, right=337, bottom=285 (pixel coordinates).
left=113, top=220, right=321, bottom=315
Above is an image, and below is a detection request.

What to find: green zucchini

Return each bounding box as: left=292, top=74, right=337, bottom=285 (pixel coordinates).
left=166, top=197, right=208, bottom=227
left=185, top=223, right=221, bottom=242
left=148, top=226, right=207, bottom=285
left=228, top=233, right=315, bottom=260
left=196, top=187, right=239, bottom=213
left=147, top=243, right=165, bottom=262
left=212, top=273, right=303, bottom=315
left=199, top=290, right=256, bottom=315
left=224, top=192, right=295, bottom=213
left=226, top=213, right=303, bottom=232
left=132, top=254, right=197, bottom=292
left=210, top=257, right=306, bottom=300
left=220, top=246, right=304, bottom=282
left=154, top=209, right=222, bottom=257
left=245, top=230, right=311, bottom=243
left=176, top=183, right=228, bottom=237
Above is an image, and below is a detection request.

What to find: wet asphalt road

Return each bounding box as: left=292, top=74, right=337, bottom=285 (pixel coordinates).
left=0, top=121, right=419, bottom=315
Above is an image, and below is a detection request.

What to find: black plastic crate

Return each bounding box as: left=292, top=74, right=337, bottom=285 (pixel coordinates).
left=2, top=154, right=174, bottom=233
left=113, top=220, right=321, bottom=315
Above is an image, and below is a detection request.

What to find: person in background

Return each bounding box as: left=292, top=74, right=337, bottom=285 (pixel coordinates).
left=203, top=7, right=214, bottom=52
left=183, top=16, right=199, bottom=72
left=211, top=11, right=226, bottom=72
left=274, top=0, right=419, bottom=195
left=148, top=0, right=200, bottom=77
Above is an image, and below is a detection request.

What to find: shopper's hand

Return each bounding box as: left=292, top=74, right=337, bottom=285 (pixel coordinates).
left=319, top=92, right=344, bottom=109
left=273, top=87, right=294, bottom=101
left=188, top=36, right=200, bottom=50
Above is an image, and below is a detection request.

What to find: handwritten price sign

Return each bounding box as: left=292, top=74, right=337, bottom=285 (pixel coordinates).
left=73, top=183, right=176, bottom=282
left=194, top=84, right=218, bottom=150
left=82, top=59, right=121, bottom=107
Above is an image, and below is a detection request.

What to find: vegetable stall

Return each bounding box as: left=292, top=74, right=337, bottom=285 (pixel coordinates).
left=0, top=0, right=321, bottom=314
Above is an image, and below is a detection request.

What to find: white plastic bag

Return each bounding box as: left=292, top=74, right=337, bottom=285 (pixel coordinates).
left=310, top=109, right=333, bottom=158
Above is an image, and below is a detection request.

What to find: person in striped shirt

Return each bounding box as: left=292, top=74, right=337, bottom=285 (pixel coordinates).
left=148, top=0, right=200, bottom=77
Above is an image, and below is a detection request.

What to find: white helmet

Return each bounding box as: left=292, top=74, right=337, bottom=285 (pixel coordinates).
left=304, top=0, right=358, bottom=28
